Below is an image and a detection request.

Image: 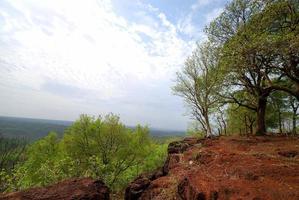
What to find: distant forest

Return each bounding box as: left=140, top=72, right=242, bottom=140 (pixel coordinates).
left=0, top=116, right=71, bottom=140
left=0, top=116, right=184, bottom=141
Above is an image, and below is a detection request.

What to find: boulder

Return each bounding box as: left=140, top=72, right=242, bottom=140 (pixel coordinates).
left=124, top=168, right=164, bottom=200
left=168, top=141, right=189, bottom=154
left=278, top=150, right=298, bottom=158
left=0, top=178, right=110, bottom=200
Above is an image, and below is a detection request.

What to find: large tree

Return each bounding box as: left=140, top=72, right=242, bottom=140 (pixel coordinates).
left=206, top=0, right=299, bottom=135
left=206, top=0, right=265, bottom=45
left=173, top=42, right=223, bottom=137
left=250, top=0, right=299, bottom=99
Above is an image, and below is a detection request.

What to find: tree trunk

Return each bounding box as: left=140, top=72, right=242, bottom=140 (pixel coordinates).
left=217, top=118, right=223, bottom=136
left=278, top=110, right=282, bottom=134
left=249, top=122, right=254, bottom=135
left=293, top=112, right=297, bottom=135
left=287, top=120, right=291, bottom=134
left=223, top=120, right=227, bottom=136
left=296, top=82, right=299, bottom=101
left=290, top=102, right=298, bottom=135
left=217, top=128, right=221, bottom=136
left=204, top=113, right=212, bottom=137
left=256, top=97, right=267, bottom=135
left=244, top=115, right=248, bottom=136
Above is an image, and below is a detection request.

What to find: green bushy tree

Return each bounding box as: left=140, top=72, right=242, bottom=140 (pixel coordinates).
left=1, top=114, right=168, bottom=192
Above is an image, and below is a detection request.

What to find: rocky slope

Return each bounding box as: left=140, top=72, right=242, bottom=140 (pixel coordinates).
left=0, top=178, right=109, bottom=200
left=126, top=136, right=299, bottom=200
left=1, top=136, right=298, bottom=200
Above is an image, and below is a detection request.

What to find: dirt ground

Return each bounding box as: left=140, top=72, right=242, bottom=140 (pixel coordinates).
left=0, top=178, right=110, bottom=200
left=140, top=136, right=299, bottom=200
left=1, top=136, right=298, bottom=200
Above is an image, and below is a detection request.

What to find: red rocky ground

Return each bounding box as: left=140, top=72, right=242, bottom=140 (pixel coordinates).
left=126, top=136, right=299, bottom=200
left=1, top=136, right=298, bottom=200
left=0, top=178, right=109, bottom=200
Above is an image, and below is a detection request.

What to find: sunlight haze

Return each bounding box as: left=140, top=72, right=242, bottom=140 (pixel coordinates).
left=0, top=0, right=228, bottom=130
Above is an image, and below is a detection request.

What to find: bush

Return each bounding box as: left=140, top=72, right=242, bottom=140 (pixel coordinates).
left=3, top=114, right=168, bottom=192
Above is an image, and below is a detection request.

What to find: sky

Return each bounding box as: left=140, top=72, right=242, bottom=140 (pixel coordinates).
left=0, top=0, right=229, bottom=130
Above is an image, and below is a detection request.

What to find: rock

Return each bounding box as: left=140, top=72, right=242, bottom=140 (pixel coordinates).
left=125, top=176, right=151, bottom=200
left=210, top=191, right=218, bottom=200
left=125, top=168, right=164, bottom=200
left=168, top=141, right=190, bottom=154
left=177, top=178, right=205, bottom=200
left=182, top=137, right=202, bottom=146
left=195, top=151, right=215, bottom=165
left=278, top=150, right=298, bottom=158
left=126, top=137, right=201, bottom=200
left=126, top=136, right=299, bottom=199
left=163, top=154, right=181, bottom=174
left=0, top=178, right=109, bottom=200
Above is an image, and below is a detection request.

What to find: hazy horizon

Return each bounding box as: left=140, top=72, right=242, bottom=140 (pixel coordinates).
left=0, top=115, right=186, bottom=132
left=0, top=0, right=229, bottom=130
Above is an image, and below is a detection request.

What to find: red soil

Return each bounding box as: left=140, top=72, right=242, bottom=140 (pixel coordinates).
left=140, top=136, right=299, bottom=200
left=0, top=178, right=109, bottom=200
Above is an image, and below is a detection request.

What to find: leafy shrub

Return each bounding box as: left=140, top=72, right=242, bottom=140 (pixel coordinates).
left=2, top=114, right=167, bottom=192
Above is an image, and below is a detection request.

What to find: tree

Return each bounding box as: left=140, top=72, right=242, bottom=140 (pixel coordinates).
left=173, top=42, right=223, bottom=137
left=0, top=135, right=26, bottom=171
left=226, top=104, right=256, bottom=136
left=61, top=114, right=148, bottom=188
left=16, top=132, right=60, bottom=188
left=289, top=95, right=299, bottom=134
left=206, top=0, right=264, bottom=45
left=215, top=107, right=227, bottom=136
left=269, top=92, right=289, bottom=133
left=0, top=135, right=26, bottom=192
left=2, top=114, right=168, bottom=192
left=206, top=0, right=299, bottom=135
left=248, top=0, right=299, bottom=100
left=206, top=0, right=270, bottom=135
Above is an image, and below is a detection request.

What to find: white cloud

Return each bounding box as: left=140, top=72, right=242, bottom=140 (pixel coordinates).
left=205, top=7, right=224, bottom=24
left=178, top=0, right=226, bottom=39
left=0, top=0, right=193, bottom=129
left=0, top=0, right=192, bottom=97
left=177, top=13, right=200, bottom=38
left=191, top=0, right=212, bottom=11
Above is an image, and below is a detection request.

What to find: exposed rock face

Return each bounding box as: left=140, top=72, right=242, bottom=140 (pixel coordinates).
left=177, top=178, right=205, bottom=200
left=125, top=168, right=166, bottom=200
left=0, top=178, right=110, bottom=200
left=278, top=150, right=298, bottom=158
left=168, top=137, right=200, bottom=154
left=125, top=137, right=199, bottom=200
left=126, top=136, right=299, bottom=200
left=167, top=141, right=189, bottom=154
left=125, top=176, right=151, bottom=200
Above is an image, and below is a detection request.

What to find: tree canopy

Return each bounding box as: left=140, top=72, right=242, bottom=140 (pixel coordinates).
left=175, top=0, right=299, bottom=136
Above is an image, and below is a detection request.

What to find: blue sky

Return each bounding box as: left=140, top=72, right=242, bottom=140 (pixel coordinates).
left=0, top=0, right=229, bottom=130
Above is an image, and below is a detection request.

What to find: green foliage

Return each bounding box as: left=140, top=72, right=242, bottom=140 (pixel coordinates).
left=1, top=114, right=168, bottom=192
left=186, top=121, right=205, bottom=138
left=173, top=42, right=224, bottom=136
left=205, top=0, right=264, bottom=45
left=0, top=135, right=27, bottom=192
left=204, top=0, right=299, bottom=135
left=0, top=135, right=26, bottom=170
left=226, top=104, right=256, bottom=135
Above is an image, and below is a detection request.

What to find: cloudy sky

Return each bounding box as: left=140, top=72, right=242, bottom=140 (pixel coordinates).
left=0, top=0, right=229, bottom=130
